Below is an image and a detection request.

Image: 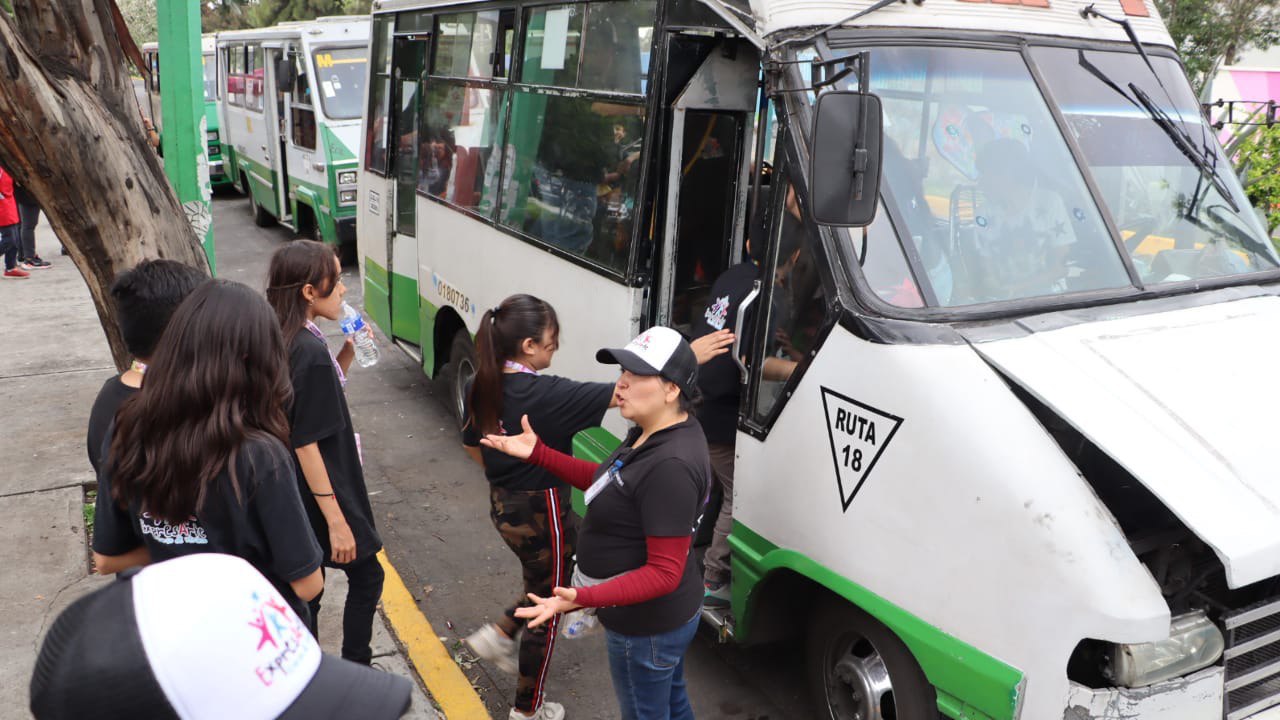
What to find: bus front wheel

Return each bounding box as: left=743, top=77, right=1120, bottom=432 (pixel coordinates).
left=438, top=329, right=476, bottom=429
left=807, top=597, right=936, bottom=720
left=244, top=179, right=273, bottom=228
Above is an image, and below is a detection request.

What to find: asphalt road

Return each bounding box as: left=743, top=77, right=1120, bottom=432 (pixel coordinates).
left=211, top=193, right=814, bottom=720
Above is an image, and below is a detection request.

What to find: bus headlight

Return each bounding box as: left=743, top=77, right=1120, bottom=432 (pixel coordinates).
left=337, top=170, right=357, bottom=185
left=339, top=189, right=357, bottom=205
left=1108, top=611, right=1224, bottom=687
left=206, top=129, right=218, bottom=142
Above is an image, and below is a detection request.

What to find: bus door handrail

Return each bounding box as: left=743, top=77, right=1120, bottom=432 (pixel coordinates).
left=734, top=280, right=762, bottom=383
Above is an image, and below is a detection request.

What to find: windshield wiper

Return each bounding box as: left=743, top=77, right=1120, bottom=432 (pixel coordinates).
left=1129, top=84, right=1240, bottom=213
left=1079, top=4, right=1238, bottom=215
left=1076, top=49, right=1240, bottom=216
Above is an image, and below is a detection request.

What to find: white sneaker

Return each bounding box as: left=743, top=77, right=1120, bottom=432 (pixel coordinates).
left=509, top=701, right=565, bottom=720
left=465, top=624, right=518, bottom=675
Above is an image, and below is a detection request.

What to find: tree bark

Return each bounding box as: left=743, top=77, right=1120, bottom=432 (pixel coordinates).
left=0, top=0, right=211, bottom=371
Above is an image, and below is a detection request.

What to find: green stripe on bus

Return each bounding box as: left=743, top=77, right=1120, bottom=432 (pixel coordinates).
left=569, top=427, right=622, bottom=516
left=322, top=125, right=356, bottom=162
left=729, top=522, right=1021, bottom=720
left=364, top=258, right=392, bottom=342
left=390, top=270, right=421, bottom=345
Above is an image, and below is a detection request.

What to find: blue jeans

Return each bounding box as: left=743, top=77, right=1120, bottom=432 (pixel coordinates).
left=605, top=612, right=700, bottom=720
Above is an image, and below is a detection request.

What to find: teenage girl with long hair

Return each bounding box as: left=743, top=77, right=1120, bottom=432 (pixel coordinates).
left=461, top=294, right=617, bottom=720
left=91, top=280, right=325, bottom=620
left=267, top=240, right=384, bottom=665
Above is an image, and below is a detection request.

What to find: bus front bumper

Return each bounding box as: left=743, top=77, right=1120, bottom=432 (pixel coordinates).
left=209, top=160, right=232, bottom=187
left=1064, top=666, right=1229, bottom=719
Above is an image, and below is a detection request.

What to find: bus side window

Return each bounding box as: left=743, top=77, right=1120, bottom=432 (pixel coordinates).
left=498, top=93, right=645, bottom=274
left=290, top=51, right=316, bottom=150
left=227, top=46, right=246, bottom=108
left=365, top=16, right=394, bottom=175
left=246, top=44, right=264, bottom=113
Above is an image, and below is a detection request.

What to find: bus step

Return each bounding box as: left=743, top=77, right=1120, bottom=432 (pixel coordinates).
left=393, top=338, right=423, bottom=365
left=700, top=606, right=735, bottom=643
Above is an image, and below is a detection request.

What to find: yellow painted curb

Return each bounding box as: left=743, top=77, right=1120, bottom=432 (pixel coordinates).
left=377, top=550, right=491, bottom=719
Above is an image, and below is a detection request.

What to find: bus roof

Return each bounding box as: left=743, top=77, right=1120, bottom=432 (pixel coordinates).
left=215, top=16, right=370, bottom=45
left=373, top=0, right=1173, bottom=50
left=750, top=0, right=1173, bottom=48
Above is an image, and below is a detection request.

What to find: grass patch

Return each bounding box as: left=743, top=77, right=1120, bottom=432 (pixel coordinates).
left=83, top=490, right=96, bottom=540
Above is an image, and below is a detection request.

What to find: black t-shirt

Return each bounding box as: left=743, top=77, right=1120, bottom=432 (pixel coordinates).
left=691, top=262, right=762, bottom=445
left=93, top=433, right=323, bottom=617
left=577, top=417, right=711, bottom=636
left=287, top=332, right=382, bottom=565
left=461, top=372, right=613, bottom=492
left=86, top=375, right=138, bottom=475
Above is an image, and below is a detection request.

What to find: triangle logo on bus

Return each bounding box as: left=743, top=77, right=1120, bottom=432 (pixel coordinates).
left=820, top=387, right=904, bottom=513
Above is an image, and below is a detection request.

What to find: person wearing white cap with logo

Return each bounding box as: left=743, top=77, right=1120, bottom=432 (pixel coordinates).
left=30, top=553, right=412, bottom=720
left=481, top=326, right=712, bottom=720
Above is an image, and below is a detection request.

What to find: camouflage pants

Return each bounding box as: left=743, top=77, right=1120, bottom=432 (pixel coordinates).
left=490, top=485, right=577, bottom=714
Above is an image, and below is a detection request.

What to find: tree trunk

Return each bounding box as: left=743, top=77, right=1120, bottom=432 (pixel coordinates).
left=0, top=0, right=211, bottom=371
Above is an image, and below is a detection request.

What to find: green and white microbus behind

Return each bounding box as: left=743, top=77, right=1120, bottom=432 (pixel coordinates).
left=217, top=17, right=369, bottom=251
left=358, top=0, right=1280, bottom=718
left=140, top=36, right=231, bottom=188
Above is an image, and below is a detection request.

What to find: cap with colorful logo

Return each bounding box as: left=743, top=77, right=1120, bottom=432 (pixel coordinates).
left=30, top=553, right=411, bottom=720
left=596, top=326, right=700, bottom=399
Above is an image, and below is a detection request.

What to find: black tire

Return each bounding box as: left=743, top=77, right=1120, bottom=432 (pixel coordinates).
left=248, top=183, right=273, bottom=225
left=807, top=596, right=937, bottom=720
left=436, top=329, right=477, bottom=429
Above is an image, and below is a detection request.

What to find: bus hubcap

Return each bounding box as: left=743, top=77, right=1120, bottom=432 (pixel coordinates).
left=827, top=638, right=894, bottom=720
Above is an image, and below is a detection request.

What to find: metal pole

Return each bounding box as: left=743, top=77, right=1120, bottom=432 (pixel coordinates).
left=156, top=0, right=215, bottom=273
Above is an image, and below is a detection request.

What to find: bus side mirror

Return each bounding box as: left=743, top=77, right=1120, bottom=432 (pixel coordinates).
left=276, top=57, right=296, bottom=93
left=809, top=91, right=883, bottom=227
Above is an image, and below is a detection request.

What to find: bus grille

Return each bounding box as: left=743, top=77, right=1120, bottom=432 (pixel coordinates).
left=1225, top=598, right=1280, bottom=720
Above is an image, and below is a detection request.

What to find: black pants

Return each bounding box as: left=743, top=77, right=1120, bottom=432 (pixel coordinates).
left=17, top=201, right=38, bottom=259
left=307, top=554, right=386, bottom=664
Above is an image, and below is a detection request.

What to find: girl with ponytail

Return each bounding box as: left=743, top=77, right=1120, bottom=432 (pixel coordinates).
left=461, top=294, right=616, bottom=720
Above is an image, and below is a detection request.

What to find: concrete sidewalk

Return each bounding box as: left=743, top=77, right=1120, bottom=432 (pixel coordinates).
left=0, top=219, right=442, bottom=719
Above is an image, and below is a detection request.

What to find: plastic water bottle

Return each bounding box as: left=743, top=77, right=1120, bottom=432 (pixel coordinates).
left=340, top=302, right=379, bottom=368
left=561, top=608, right=599, bottom=639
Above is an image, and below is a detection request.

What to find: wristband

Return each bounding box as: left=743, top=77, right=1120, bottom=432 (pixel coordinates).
left=312, top=491, right=335, bottom=497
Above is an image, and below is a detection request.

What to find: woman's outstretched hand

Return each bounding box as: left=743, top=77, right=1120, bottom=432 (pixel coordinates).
left=514, top=587, right=581, bottom=628
left=480, top=414, right=539, bottom=461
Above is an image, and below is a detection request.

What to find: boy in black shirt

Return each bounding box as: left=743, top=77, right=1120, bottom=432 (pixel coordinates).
left=85, top=260, right=206, bottom=474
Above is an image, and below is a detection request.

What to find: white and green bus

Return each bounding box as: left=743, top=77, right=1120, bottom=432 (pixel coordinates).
left=357, top=0, right=1280, bottom=717
left=217, top=17, right=369, bottom=251
left=140, top=36, right=232, bottom=188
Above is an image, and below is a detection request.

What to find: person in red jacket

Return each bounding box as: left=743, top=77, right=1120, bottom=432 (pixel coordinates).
left=0, top=165, right=29, bottom=279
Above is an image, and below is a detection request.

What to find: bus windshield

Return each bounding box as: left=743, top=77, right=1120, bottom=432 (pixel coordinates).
left=1031, top=47, right=1280, bottom=286
left=202, top=53, right=217, bottom=102
left=823, top=44, right=1280, bottom=311
left=843, top=45, right=1132, bottom=308
left=312, top=46, right=367, bottom=120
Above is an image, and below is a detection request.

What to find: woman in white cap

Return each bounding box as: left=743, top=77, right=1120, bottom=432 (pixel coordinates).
left=481, top=326, right=712, bottom=720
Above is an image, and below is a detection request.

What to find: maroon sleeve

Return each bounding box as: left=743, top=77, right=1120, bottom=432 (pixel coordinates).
left=572, top=536, right=691, bottom=608
left=529, top=439, right=598, bottom=491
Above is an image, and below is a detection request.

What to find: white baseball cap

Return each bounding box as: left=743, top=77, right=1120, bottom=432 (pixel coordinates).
left=597, top=326, right=700, bottom=399
left=30, top=553, right=411, bottom=720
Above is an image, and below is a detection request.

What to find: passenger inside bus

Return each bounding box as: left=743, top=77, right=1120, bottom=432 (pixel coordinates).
left=959, top=138, right=1077, bottom=302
